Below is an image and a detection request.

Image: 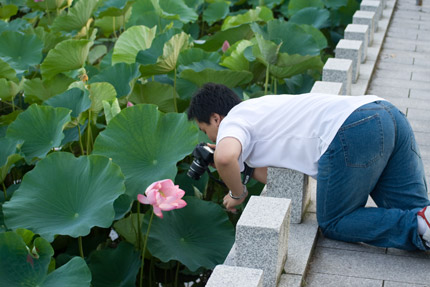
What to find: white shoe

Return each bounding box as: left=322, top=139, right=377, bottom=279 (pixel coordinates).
left=417, top=206, right=430, bottom=248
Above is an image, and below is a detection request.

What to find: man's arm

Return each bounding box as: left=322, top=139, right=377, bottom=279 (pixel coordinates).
left=214, top=137, right=245, bottom=211
left=252, top=167, right=267, bottom=184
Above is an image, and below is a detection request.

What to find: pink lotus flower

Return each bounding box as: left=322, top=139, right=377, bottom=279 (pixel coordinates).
left=222, top=40, right=230, bottom=52
left=137, top=179, right=187, bottom=218
left=127, top=101, right=134, bottom=107
left=34, top=0, right=44, bottom=2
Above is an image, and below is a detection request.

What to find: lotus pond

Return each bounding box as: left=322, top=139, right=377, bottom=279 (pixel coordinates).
left=0, top=0, right=360, bottom=285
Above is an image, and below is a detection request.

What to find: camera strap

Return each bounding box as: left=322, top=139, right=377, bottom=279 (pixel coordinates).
left=241, top=163, right=254, bottom=185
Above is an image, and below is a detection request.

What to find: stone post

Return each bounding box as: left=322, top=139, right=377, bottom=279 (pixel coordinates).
left=322, top=58, right=353, bottom=95
left=335, top=39, right=363, bottom=83
left=344, top=24, right=369, bottom=63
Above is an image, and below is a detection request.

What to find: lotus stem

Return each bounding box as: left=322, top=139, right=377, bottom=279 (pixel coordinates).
left=113, top=17, right=118, bottom=39
left=173, top=68, right=178, bottom=113
left=264, top=64, right=270, bottom=95
left=274, top=78, right=277, bottom=95
left=139, top=210, right=154, bottom=287
left=136, top=204, right=142, bottom=249
left=78, top=236, right=84, bottom=258
left=86, top=111, right=92, bottom=155
left=77, top=124, right=84, bottom=156
left=174, top=261, right=180, bottom=287
left=44, top=1, right=51, bottom=24
left=2, top=182, right=7, bottom=201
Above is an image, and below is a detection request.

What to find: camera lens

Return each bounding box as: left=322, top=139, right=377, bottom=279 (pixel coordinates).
left=187, top=159, right=207, bottom=180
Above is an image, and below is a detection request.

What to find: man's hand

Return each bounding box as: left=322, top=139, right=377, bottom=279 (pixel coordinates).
left=223, top=192, right=247, bottom=213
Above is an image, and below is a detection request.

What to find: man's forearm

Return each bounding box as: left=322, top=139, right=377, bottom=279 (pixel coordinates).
left=216, top=159, right=244, bottom=197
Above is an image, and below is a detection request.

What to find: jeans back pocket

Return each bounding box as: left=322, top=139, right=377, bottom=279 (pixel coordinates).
left=339, top=114, right=384, bottom=168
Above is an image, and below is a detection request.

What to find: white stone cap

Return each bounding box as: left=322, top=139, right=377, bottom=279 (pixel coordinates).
left=324, top=58, right=353, bottom=71
left=336, top=39, right=363, bottom=50
left=345, top=23, right=369, bottom=33
left=311, top=81, right=343, bottom=95
left=360, top=0, right=381, bottom=8
left=353, top=10, right=376, bottom=19
left=237, top=196, right=291, bottom=229
left=206, top=265, right=264, bottom=287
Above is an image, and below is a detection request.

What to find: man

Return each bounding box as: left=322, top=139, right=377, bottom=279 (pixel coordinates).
left=187, top=83, right=430, bottom=251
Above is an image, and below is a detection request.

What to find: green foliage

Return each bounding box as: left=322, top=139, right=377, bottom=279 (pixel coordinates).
left=0, top=0, right=360, bottom=284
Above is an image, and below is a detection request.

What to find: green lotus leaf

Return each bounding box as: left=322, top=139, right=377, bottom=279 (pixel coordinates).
left=252, top=33, right=280, bottom=66
left=126, top=0, right=183, bottom=30
left=0, top=231, right=53, bottom=286
left=254, top=20, right=321, bottom=56
left=0, top=30, right=43, bottom=73
left=41, top=38, right=93, bottom=80
left=289, top=7, right=331, bottom=29
left=247, top=0, right=283, bottom=8
left=139, top=32, right=190, bottom=77
left=288, top=0, right=325, bottom=16
left=93, top=104, right=198, bottom=199
left=335, top=0, right=360, bottom=26
left=88, top=241, right=140, bottom=287
left=130, top=81, right=183, bottom=113
left=220, top=40, right=253, bottom=71
left=111, top=25, right=156, bottom=65
left=102, top=98, right=121, bottom=124
left=95, top=0, right=135, bottom=17
left=203, top=1, right=229, bottom=26
left=195, top=24, right=253, bottom=52
left=88, top=45, right=108, bottom=65
left=0, top=18, right=32, bottom=34
left=88, top=82, right=117, bottom=123
left=95, top=8, right=132, bottom=37
left=222, top=6, right=273, bottom=31
left=0, top=4, right=17, bottom=20
left=0, top=137, right=22, bottom=183
left=0, top=78, right=19, bottom=101
left=178, top=47, right=221, bottom=67
left=44, top=87, right=91, bottom=118
left=51, top=0, right=98, bottom=34
left=146, top=197, right=235, bottom=271
left=26, top=0, right=67, bottom=11
left=180, top=68, right=253, bottom=88
left=89, top=63, right=139, bottom=98
left=3, top=152, right=126, bottom=242
left=152, top=0, right=198, bottom=24
left=136, top=28, right=180, bottom=65
left=0, top=58, right=17, bottom=82
left=301, top=24, right=328, bottom=50
left=6, top=105, right=71, bottom=162
left=269, top=53, right=324, bottom=79
left=113, top=213, right=145, bottom=247
left=41, top=257, right=91, bottom=287
left=323, top=0, right=349, bottom=8
left=22, top=74, right=75, bottom=103
left=33, top=26, right=69, bottom=54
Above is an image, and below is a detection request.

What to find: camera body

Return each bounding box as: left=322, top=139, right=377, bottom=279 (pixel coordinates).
left=187, top=143, right=214, bottom=180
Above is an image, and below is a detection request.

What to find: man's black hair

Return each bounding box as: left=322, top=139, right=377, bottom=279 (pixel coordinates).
left=187, top=83, right=242, bottom=124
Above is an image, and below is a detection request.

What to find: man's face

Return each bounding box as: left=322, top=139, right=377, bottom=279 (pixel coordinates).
left=196, top=113, right=222, bottom=143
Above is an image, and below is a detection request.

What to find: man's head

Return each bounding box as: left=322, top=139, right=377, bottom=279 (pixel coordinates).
left=187, top=83, right=241, bottom=142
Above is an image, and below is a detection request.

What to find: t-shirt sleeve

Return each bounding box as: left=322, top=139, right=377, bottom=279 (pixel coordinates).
left=216, top=119, right=250, bottom=172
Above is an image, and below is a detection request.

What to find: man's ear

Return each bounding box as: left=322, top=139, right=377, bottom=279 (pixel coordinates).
left=211, top=113, right=222, bottom=125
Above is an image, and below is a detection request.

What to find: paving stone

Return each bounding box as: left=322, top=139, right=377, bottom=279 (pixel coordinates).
left=409, top=119, right=430, bottom=133
left=384, top=281, right=427, bottom=287
left=367, top=85, right=410, bottom=98
left=414, top=132, right=430, bottom=146
left=413, top=57, right=430, bottom=67
left=378, top=51, right=414, bottom=65
left=407, top=108, right=430, bottom=120
left=316, top=233, right=387, bottom=254
left=410, top=89, right=430, bottom=99
left=278, top=274, right=302, bottom=287
left=283, top=213, right=319, bottom=275
left=370, top=78, right=430, bottom=90
left=386, top=30, right=418, bottom=40
left=377, top=61, right=429, bottom=72
left=411, top=71, right=430, bottom=82
left=386, top=248, right=430, bottom=259
left=372, top=69, right=412, bottom=80
left=416, top=44, right=430, bottom=53
left=308, top=247, right=430, bottom=284
left=206, top=265, right=264, bottom=287
left=304, top=273, right=383, bottom=287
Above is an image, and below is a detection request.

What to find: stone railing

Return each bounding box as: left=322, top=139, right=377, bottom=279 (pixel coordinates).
left=206, top=0, right=396, bottom=285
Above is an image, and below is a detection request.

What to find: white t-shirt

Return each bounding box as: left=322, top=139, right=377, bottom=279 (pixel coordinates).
left=216, top=93, right=384, bottom=178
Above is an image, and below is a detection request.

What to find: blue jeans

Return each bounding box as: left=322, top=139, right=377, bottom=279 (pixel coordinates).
left=317, top=101, right=430, bottom=250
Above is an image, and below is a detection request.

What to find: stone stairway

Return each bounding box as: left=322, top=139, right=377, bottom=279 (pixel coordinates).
left=206, top=0, right=430, bottom=286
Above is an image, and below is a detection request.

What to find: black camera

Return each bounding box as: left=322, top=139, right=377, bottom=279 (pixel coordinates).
left=187, top=143, right=214, bottom=180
